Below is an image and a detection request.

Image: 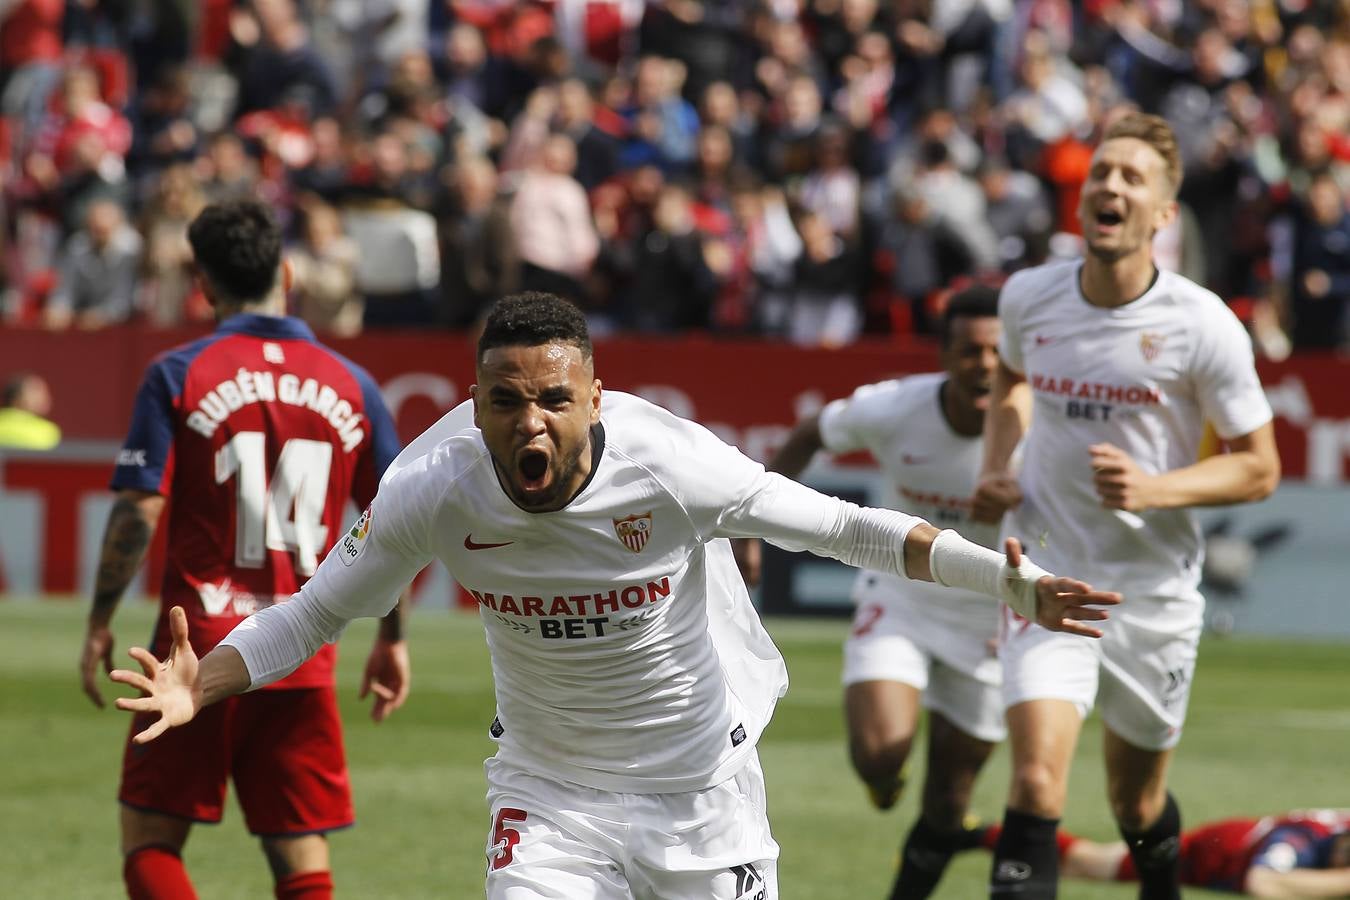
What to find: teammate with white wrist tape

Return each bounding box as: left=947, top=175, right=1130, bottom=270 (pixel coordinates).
left=105, top=293, right=1119, bottom=899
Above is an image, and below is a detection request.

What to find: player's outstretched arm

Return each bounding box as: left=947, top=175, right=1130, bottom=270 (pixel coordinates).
left=110, top=606, right=250, bottom=744
left=1244, top=865, right=1350, bottom=898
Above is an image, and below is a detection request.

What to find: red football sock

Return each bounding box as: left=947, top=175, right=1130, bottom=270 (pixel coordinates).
left=124, top=845, right=198, bottom=900
left=275, top=870, right=333, bottom=900
left=980, top=824, right=1081, bottom=860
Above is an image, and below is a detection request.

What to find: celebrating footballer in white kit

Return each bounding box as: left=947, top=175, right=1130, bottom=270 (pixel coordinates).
left=106, top=293, right=1121, bottom=900
left=760, top=286, right=1008, bottom=900
left=975, top=113, right=1280, bottom=900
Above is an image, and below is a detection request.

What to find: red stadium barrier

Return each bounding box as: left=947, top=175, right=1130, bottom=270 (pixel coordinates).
left=2, top=326, right=1349, bottom=597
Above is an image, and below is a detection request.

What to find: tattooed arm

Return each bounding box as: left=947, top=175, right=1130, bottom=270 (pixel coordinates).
left=80, top=489, right=165, bottom=708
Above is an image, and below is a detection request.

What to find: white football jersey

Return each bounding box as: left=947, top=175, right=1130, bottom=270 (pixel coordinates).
left=224, top=391, right=932, bottom=793
left=819, top=372, right=998, bottom=632
left=998, top=261, right=1273, bottom=599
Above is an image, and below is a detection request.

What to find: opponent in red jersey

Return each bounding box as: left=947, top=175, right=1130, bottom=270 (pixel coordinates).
left=78, top=199, right=409, bottom=900
left=980, top=810, right=1350, bottom=897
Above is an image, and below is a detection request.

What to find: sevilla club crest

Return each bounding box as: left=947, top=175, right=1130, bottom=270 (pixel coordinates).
left=1139, top=331, right=1166, bottom=362
left=613, top=512, right=653, bottom=553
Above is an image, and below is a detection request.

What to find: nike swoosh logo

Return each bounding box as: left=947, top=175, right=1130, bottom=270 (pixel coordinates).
left=464, top=536, right=514, bottom=551
left=1034, top=334, right=1057, bottom=345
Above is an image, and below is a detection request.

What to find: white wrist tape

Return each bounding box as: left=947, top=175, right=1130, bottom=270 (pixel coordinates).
left=928, top=529, right=1052, bottom=622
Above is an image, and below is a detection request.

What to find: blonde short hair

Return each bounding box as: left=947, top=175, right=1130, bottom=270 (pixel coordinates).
left=1101, top=113, right=1183, bottom=196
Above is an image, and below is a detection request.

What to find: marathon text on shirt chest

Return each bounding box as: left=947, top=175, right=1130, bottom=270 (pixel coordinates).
left=467, top=577, right=673, bottom=640
left=1027, top=370, right=1163, bottom=423
left=184, top=368, right=366, bottom=451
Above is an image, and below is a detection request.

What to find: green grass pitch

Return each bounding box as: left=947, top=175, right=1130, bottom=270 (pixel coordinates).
left=3, top=601, right=1345, bottom=898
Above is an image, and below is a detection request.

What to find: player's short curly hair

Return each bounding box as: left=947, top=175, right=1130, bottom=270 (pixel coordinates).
left=478, top=292, right=593, bottom=364
left=187, top=199, right=282, bottom=303
left=940, top=284, right=1000, bottom=347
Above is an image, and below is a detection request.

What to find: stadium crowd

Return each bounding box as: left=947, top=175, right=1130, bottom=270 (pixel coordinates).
left=0, top=0, right=1347, bottom=351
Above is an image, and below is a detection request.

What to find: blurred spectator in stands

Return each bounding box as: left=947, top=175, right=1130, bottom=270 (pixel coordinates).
left=343, top=130, right=435, bottom=211
left=556, top=78, right=620, bottom=190
left=639, top=0, right=744, bottom=103
left=0, top=0, right=64, bottom=139
left=128, top=66, right=199, bottom=178
left=438, top=155, right=518, bottom=328
left=340, top=131, right=440, bottom=327
left=616, top=183, right=722, bottom=333
left=437, top=22, right=511, bottom=120
left=728, top=180, right=801, bottom=335
left=502, top=80, right=618, bottom=190
left=788, top=210, right=862, bottom=347
left=1289, top=174, right=1350, bottom=350
left=698, top=81, right=756, bottom=167
left=509, top=132, right=598, bottom=304
left=289, top=197, right=363, bottom=336
left=29, top=65, right=132, bottom=181
left=1001, top=30, right=1088, bottom=169
left=876, top=184, right=978, bottom=334
left=0, top=371, right=60, bottom=450
left=755, top=16, right=829, bottom=104
left=44, top=198, right=141, bottom=330
left=196, top=132, right=259, bottom=204
left=832, top=29, right=898, bottom=176
left=289, top=116, right=348, bottom=202
left=811, top=0, right=887, bottom=78
left=764, top=73, right=827, bottom=181
left=139, top=164, right=206, bottom=327
left=874, top=105, right=981, bottom=221
left=799, top=125, right=861, bottom=239
left=930, top=0, right=1010, bottom=113
left=230, top=0, right=337, bottom=119
left=618, top=55, right=700, bottom=173
left=978, top=155, right=1053, bottom=271
left=914, top=138, right=1000, bottom=272
left=693, top=124, right=736, bottom=212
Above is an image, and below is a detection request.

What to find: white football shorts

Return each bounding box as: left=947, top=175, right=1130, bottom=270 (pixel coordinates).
left=999, top=593, right=1204, bottom=751
left=483, top=753, right=778, bottom=900
left=842, top=575, right=1005, bottom=743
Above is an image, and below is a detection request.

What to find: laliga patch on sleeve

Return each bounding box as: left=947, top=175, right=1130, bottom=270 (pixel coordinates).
left=339, top=505, right=373, bottom=566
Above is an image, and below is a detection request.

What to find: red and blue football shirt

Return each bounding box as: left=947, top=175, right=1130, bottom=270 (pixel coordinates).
left=111, top=314, right=400, bottom=689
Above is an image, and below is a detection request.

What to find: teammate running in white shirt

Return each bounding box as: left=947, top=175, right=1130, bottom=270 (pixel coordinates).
left=759, top=286, right=1005, bottom=900
left=108, top=292, right=1120, bottom=900
left=973, top=114, right=1280, bottom=900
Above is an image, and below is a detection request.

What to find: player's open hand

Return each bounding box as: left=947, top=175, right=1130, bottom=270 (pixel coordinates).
left=360, top=638, right=410, bottom=723
left=110, top=606, right=202, bottom=744
left=1089, top=443, right=1155, bottom=511
left=1005, top=538, right=1121, bottom=638
left=972, top=471, right=1022, bottom=523
left=79, top=623, right=115, bottom=708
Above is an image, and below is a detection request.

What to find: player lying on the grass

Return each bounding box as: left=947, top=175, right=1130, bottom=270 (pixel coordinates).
left=979, top=810, right=1350, bottom=898
left=106, top=292, right=1120, bottom=900
left=743, top=285, right=1007, bottom=900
